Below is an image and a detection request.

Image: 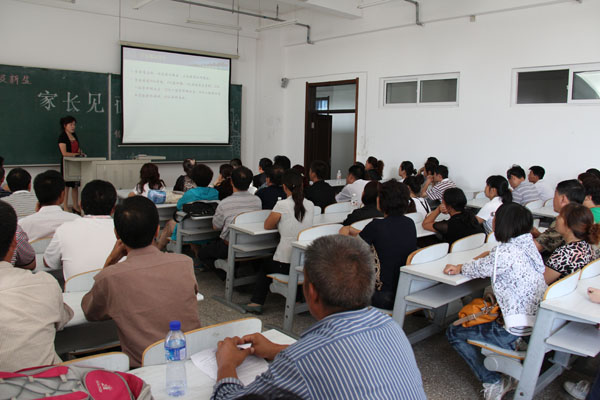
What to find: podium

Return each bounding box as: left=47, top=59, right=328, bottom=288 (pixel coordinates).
left=63, top=157, right=162, bottom=190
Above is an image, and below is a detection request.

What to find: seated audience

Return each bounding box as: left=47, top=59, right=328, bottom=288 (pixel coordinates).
left=365, top=156, right=384, bottom=181
left=581, top=176, right=600, bottom=223
left=587, top=168, right=600, bottom=181
left=475, top=175, right=512, bottom=233
left=405, top=175, right=431, bottom=216
left=528, top=165, right=553, bottom=201
left=273, top=155, right=291, bottom=171
left=0, top=200, right=73, bottom=371
left=215, top=164, right=234, bottom=200
left=196, top=167, right=261, bottom=269
left=342, top=181, right=383, bottom=226
left=243, top=170, right=314, bottom=313
left=256, top=166, right=286, bottom=210
left=157, top=164, right=219, bottom=251
left=292, top=164, right=309, bottom=189
left=44, top=180, right=118, bottom=281
left=544, top=203, right=599, bottom=284
left=421, top=165, right=456, bottom=203
left=335, top=164, right=368, bottom=204
left=129, top=163, right=165, bottom=197
left=20, top=170, right=80, bottom=242
left=340, top=180, right=417, bottom=309
left=417, top=156, right=439, bottom=177
left=445, top=203, right=546, bottom=399
left=399, top=160, right=417, bottom=182
left=3, top=168, right=38, bottom=218
left=82, top=196, right=201, bottom=368
left=0, top=166, right=10, bottom=198
left=11, top=225, right=36, bottom=270
left=253, top=157, right=272, bottom=188
left=304, top=160, right=336, bottom=210
left=506, top=165, right=540, bottom=205
left=230, top=158, right=243, bottom=168
left=533, top=179, right=585, bottom=259
left=213, top=235, right=426, bottom=400
left=423, top=188, right=484, bottom=244
left=173, top=158, right=196, bottom=192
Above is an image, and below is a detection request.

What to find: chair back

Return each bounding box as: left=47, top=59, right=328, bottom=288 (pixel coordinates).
left=543, top=198, right=553, bottom=207
left=405, top=212, right=424, bottom=224
left=324, top=202, right=352, bottom=214
left=298, top=224, right=343, bottom=241
left=350, top=218, right=373, bottom=231
left=407, top=243, right=449, bottom=265
left=486, top=232, right=499, bottom=246
left=60, top=352, right=130, bottom=372
left=314, top=206, right=322, bottom=216
left=30, top=237, right=53, bottom=254
left=234, top=209, right=271, bottom=224
left=142, top=317, right=262, bottom=366
left=450, top=233, right=486, bottom=253
left=525, top=199, right=544, bottom=211
left=475, top=191, right=487, bottom=199
left=543, top=271, right=581, bottom=301
left=64, top=269, right=101, bottom=293
left=580, top=258, right=600, bottom=279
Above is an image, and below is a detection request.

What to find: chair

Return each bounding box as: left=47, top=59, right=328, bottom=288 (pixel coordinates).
left=467, top=271, right=583, bottom=381
left=544, top=198, right=553, bottom=207
left=407, top=242, right=449, bottom=265
left=324, top=202, right=352, bottom=214
left=580, top=258, right=600, bottom=279
left=60, top=352, right=130, bottom=372
left=30, top=237, right=53, bottom=254
left=485, top=232, right=499, bottom=246
left=525, top=199, right=544, bottom=211
left=141, top=317, right=262, bottom=366
left=449, top=233, right=486, bottom=253
left=64, top=269, right=101, bottom=293
left=313, top=206, right=322, bottom=215
left=405, top=212, right=424, bottom=224
left=350, top=218, right=373, bottom=231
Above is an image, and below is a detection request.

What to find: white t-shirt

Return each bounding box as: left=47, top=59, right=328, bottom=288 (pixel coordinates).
left=19, top=205, right=81, bottom=242
left=43, top=216, right=116, bottom=281
left=411, top=197, right=430, bottom=217
left=476, top=196, right=503, bottom=233
left=335, top=179, right=369, bottom=205
left=272, top=197, right=315, bottom=263
left=534, top=180, right=554, bottom=201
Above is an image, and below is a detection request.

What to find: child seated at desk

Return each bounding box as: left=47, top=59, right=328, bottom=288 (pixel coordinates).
left=444, top=203, right=547, bottom=399
left=475, top=175, right=512, bottom=234
left=128, top=163, right=165, bottom=197
left=243, top=170, right=314, bottom=314
left=544, top=203, right=599, bottom=285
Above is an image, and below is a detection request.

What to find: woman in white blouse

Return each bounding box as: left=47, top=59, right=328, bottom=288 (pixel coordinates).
left=475, top=175, right=512, bottom=233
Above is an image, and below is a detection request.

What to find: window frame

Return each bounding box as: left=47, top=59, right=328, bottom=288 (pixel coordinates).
left=380, top=72, right=460, bottom=108
left=512, top=62, right=600, bottom=106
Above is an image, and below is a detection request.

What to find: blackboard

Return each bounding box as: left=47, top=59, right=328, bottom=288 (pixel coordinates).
left=110, top=75, right=242, bottom=162
left=0, top=64, right=109, bottom=165
left=0, top=64, right=242, bottom=165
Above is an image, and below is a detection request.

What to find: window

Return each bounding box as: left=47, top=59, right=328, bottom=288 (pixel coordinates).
left=382, top=73, right=459, bottom=106
left=514, top=63, right=600, bottom=105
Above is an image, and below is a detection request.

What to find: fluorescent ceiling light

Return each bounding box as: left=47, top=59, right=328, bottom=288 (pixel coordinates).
left=186, top=19, right=242, bottom=31
left=357, top=0, right=394, bottom=9
left=133, top=0, right=158, bottom=10
left=255, top=19, right=299, bottom=32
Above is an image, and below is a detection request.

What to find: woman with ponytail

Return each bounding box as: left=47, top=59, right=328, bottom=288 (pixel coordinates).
left=243, top=169, right=315, bottom=313
left=366, top=156, right=384, bottom=181
left=398, top=161, right=417, bottom=182
left=475, top=175, right=513, bottom=233
left=544, top=203, right=600, bottom=284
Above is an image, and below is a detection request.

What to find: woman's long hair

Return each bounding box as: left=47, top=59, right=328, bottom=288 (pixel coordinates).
left=283, top=169, right=306, bottom=222
left=136, top=163, right=165, bottom=194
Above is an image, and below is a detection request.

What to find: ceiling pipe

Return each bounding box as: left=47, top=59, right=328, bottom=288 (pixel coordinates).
left=171, top=0, right=313, bottom=44
left=403, top=0, right=423, bottom=26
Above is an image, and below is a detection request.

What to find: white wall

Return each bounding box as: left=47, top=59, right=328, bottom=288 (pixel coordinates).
left=254, top=0, right=600, bottom=190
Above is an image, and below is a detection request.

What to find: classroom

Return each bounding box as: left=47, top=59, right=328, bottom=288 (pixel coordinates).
left=1, top=0, right=600, bottom=399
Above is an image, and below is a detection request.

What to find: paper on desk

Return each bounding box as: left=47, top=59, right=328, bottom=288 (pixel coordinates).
left=190, top=348, right=268, bottom=385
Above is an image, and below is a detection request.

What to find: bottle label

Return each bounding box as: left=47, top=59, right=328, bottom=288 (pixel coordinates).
left=165, top=346, right=186, bottom=361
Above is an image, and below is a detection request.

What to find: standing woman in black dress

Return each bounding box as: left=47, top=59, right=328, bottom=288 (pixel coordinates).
left=58, top=116, right=84, bottom=214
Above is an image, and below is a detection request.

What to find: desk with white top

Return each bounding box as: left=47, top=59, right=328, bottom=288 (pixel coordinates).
left=530, top=206, right=558, bottom=219
left=393, top=243, right=495, bottom=344
left=466, top=197, right=489, bottom=210
left=129, top=328, right=297, bottom=400
left=514, top=275, right=600, bottom=399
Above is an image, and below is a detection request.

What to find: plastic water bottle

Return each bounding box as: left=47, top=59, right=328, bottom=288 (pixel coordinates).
left=165, top=320, right=187, bottom=397
left=336, top=170, right=342, bottom=180
left=351, top=193, right=359, bottom=209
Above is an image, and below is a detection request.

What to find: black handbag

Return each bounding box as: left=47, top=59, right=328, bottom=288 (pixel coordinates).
left=174, top=201, right=218, bottom=222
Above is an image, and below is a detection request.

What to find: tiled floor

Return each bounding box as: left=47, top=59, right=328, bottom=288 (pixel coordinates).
left=195, top=268, right=598, bottom=400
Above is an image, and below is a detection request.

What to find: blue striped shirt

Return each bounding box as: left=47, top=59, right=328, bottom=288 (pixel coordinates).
left=211, top=308, right=426, bottom=400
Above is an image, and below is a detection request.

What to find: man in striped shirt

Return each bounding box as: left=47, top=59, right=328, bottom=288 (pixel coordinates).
left=212, top=235, right=427, bottom=400
left=3, top=168, right=38, bottom=218
left=422, top=164, right=456, bottom=202
left=507, top=165, right=540, bottom=206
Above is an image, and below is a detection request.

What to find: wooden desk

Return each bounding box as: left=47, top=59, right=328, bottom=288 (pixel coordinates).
left=129, top=329, right=297, bottom=400
left=514, top=275, right=600, bottom=399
